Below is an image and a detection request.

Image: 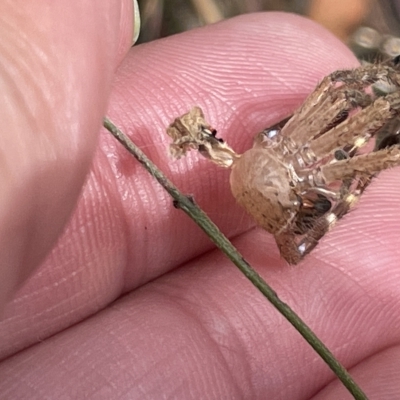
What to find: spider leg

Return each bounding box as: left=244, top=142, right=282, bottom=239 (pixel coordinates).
left=281, top=80, right=371, bottom=152
left=282, top=124, right=400, bottom=264
left=321, top=144, right=400, bottom=183
left=330, top=56, right=400, bottom=87
left=280, top=57, right=400, bottom=158
left=306, top=90, right=400, bottom=160
left=275, top=176, right=372, bottom=264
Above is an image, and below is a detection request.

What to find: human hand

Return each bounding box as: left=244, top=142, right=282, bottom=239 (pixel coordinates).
left=0, top=8, right=399, bottom=399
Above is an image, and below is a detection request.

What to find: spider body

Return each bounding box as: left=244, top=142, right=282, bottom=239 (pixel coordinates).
left=230, top=147, right=300, bottom=234
left=167, top=57, right=400, bottom=264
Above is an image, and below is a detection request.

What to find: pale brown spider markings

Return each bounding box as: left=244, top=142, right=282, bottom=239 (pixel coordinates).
left=166, top=57, right=400, bottom=264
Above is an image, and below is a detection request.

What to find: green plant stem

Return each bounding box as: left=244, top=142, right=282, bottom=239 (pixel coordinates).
left=103, top=117, right=368, bottom=400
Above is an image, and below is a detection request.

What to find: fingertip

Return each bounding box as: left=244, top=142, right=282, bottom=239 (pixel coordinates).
left=115, top=0, right=140, bottom=66
left=0, top=0, right=137, bottom=311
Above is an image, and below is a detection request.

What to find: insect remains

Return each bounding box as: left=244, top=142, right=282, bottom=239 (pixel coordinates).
left=166, top=57, right=400, bottom=264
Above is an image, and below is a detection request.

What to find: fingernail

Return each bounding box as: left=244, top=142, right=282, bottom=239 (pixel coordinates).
left=132, top=0, right=141, bottom=45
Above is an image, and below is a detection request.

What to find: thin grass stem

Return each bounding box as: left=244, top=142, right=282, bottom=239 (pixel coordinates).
left=103, top=116, right=368, bottom=400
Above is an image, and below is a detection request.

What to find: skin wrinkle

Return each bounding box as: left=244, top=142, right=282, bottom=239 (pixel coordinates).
left=158, top=283, right=246, bottom=389
left=1, top=11, right=400, bottom=399
left=312, top=344, right=400, bottom=399
left=157, top=256, right=297, bottom=398
left=109, top=293, right=229, bottom=398
left=0, top=0, right=134, bottom=308
left=2, top=219, right=400, bottom=400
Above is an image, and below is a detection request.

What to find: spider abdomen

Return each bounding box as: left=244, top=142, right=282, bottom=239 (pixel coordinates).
left=230, top=148, right=299, bottom=234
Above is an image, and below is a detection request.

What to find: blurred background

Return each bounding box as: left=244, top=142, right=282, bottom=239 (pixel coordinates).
left=136, top=0, right=400, bottom=62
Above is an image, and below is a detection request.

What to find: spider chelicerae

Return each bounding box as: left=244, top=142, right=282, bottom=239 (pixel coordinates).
left=166, top=57, right=400, bottom=264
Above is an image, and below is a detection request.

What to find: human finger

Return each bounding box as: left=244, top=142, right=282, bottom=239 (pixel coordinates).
left=0, top=0, right=137, bottom=308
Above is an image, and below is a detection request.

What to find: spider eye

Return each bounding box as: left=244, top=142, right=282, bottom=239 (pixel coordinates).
left=334, top=149, right=349, bottom=160
left=264, top=128, right=280, bottom=139
left=254, top=127, right=282, bottom=148
left=258, top=128, right=281, bottom=145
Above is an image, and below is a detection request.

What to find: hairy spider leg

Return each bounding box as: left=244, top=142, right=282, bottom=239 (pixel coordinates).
left=280, top=77, right=371, bottom=152
left=283, top=58, right=400, bottom=163
left=308, top=91, right=400, bottom=160
left=321, top=144, right=400, bottom=182
left=330, top=57, right=400, bottom=88
left=282, top=112, right=400, bottom=264
left=274, top=174, right=372, bottom=265
left=281, top=56, right=400, bottom=149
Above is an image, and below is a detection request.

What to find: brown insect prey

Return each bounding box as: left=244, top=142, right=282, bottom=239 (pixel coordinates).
left=166, top=58, right=400, bottom=264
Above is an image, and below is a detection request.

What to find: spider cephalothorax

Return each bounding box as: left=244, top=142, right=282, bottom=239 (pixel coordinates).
left=167, top=57, right=400, bottom=264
